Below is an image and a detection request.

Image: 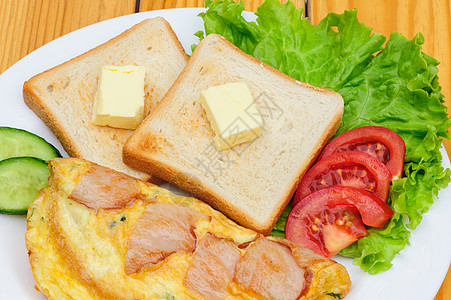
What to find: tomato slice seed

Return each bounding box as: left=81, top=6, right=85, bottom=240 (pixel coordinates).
left=337, top=141, right=390, bottom=163
left=295, top=151, right=392, bottom=206
left=309, top=164, right=377, bottom=194
left=286, top=200, right=368, bottom=258
left=317, top=126, right=405, bottom=179
left=286, top=186, right=394, bottom=258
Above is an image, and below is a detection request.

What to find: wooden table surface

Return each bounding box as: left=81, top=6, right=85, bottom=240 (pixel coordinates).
left=1, top=0, right=450, bottom=299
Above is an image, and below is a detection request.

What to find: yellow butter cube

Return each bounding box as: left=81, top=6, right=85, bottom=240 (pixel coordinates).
left=200, top=81, right=263, bottom=150
left=91, top=65, right=146, bottom=130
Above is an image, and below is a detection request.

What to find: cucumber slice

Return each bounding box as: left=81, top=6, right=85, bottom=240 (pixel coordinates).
left=0, top=127, right=61, bottom=161
left=0, top=157, right=50, bottom=215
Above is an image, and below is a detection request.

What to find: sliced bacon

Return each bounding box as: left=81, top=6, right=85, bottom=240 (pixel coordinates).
left=234, top=237, right=306, bottom=300
left=268, top=237, right=326, bottom=268
left=184, top=233, right=241, bottom=299
left=125, top=202, right=209, bottom=274
left=69, top=164, right=141, bottom=209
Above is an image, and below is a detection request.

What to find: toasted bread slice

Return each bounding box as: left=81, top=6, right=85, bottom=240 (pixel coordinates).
left=23, top=17, right=189, bottom=181
left=123, top=34, right=343, bottom=234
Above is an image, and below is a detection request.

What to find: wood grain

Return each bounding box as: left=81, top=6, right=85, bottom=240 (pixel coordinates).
left=139, top=0, right=204, bottom=10
left=0, top=0, right=135, bottom=73
left=139, top=0, right=305, bottom=12
left=308, top=0, right=451, bottom=161
left=435, top=267, right=451, bottom=300
left=309, top=2, right=451, bottom=299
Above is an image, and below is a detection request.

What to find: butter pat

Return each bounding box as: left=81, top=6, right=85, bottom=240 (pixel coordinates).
left=200, top=81, right=263, bottom=150
left=92, top=65, right=146, bottom=130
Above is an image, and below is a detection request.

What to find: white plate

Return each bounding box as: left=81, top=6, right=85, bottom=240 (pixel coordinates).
left=0, top=8, right=450, bottom=300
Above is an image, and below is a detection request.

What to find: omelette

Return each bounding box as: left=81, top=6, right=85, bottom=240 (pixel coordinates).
left=25, top=158, right=351, bottom=299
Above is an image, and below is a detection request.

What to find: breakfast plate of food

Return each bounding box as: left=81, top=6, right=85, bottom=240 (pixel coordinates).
left=1, top=1, right=451, bottom=299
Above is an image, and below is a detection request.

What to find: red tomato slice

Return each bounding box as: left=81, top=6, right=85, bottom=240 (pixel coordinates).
left=285, top=186, right=394, bottom=258
left=318, top=126, right=406, bottom=179
left=294, top=151, right=391, bottom=207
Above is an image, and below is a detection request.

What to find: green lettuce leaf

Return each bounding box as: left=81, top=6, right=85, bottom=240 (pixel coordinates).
left=193, top=0, right=264, bottom=53
left=196, top=0, right=386, bottom=90
left=336, top=32, right=451, bottom=148
left=195, top=0, right=451, bottom=274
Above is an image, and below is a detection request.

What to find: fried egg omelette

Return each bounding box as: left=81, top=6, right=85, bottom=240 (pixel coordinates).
left=25, top=158, right=351, bottom=299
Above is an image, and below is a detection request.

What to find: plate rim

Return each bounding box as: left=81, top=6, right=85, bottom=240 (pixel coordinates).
left=0, top=7, right=450, bottom=300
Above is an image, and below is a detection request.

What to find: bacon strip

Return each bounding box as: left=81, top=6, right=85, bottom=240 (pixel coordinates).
left=125, top=202, right=208, bottom=274
left=184, top=233, right=241, bottom=299
left=234, top=237, right=306, bottom=300
left=69, top=164, right=141, bottom=209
